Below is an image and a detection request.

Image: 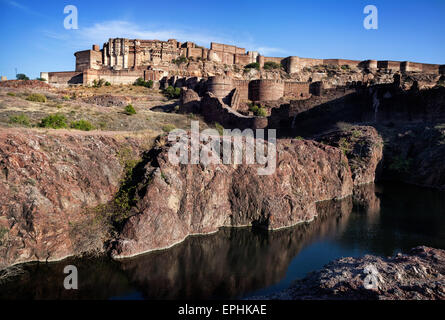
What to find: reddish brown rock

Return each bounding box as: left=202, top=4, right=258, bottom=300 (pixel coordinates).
left=112, top=136, right=353, bottom=258
left=179, top=88, right=201, bottom=113
left=0, top=128, right=145, bottom=267
left=264, top=246, right=445, bottom=300
left=316, top=125, right=383, bottom=185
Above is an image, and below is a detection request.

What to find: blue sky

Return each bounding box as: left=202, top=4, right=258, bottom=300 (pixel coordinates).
left=0, top=0, right=444, bottom=79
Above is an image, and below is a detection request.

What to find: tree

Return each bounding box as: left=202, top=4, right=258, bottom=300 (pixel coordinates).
left=16, top=73, right=29, bottom=80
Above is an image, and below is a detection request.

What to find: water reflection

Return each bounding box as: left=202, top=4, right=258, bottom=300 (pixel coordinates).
left=0, top=182, right=444, bottom=300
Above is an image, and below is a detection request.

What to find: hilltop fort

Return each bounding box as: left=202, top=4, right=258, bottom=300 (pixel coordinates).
left=41, top=37, right=445, bottom=89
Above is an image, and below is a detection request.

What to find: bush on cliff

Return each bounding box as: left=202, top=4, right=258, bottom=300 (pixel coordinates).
left=124, top=104, right=137, bottom=115
left=70, top=119, right=95, bottom=131
left=39, top=113, right=68, bottom=129
left=255, top=107, right=268, bottom=117
left=164, top=86, right=181, bottom=99
left=389, top=155, right=412, bottom=174
left=26, top=93, right=47, bottom=103
left=172, top=56, right=188, bottom=66
left=263, top=61, right=282, bottom=70
left=249, top=104, right=267, bottom=117
left=16, top=73, right=29, bottom=80
left=0, top=226, right=7, bottom=246
left=244, top=62, right=260, bottom=71
left=9, top=114, right=31, bottom=127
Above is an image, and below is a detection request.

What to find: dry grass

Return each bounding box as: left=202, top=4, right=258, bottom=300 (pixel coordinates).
left=0, top=86, right=209, bottom=133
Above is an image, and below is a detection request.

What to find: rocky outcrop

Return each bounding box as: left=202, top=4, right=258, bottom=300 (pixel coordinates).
left=179, top=88, right=201, bottom=114
left=316, top=126, right=383, bottom=186
left=262, top=246, right=445, bottom=300
left=380, top=123, right=445, bottom=190
left=199, top=92, right=268, bottom=129
left=111, top=136, right=353, bottom=258
left=0, top=128, right=146, bottom=267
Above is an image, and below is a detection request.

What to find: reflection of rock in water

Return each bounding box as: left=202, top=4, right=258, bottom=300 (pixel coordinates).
left=353, top=184, right=381, bottom=224
left=0, top=257, right=133, bottom=300
left=2, top=192, right=391, bottom=300
left=119, top=197, right=354, bottom=300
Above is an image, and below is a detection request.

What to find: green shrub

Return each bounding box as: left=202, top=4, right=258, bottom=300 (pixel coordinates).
left=339, top=137, right=352, bottom=155
left=244, top=62, right=260, bottom=71
left=263, top=61, right=282, bottom=70
left=16, top=73, right=29, bottom=80
left=164, top=86, right=181, bottom=99
left=215, top=122, right=224, bottom=136
left=256, top=107, right=267, bottom=117
left=9, top=114, right=31, bottom=127
left=7, top=92, right=16, bottom=96
left=92, top=79, right=105, bottom=88
left=70, top=119, right=94, bottom=131
left=162, top=124, right=176, bottom=133
left=249, top=104, right=267, bottom=116
left=249, top=104, right=259, bottom=114
left=172, top=56, right=188, bottom=65
left=26, top=93, right=47, bottom=103
left=124, top=104, right=137, bottom=115
left=105, top=81, right=111, bottom=86
left=36, top=77, right=46, bottom=81
left=39, top=113, right=68, bottom=129
left=134, top=78, right=153, bottom=88
left=0, top=226, right=8, bottom=245
left=62, top=95, right=70, bottom=100
left=341, top=65, right=350, bottom=70
left=389, top=156, right=412, bottom=174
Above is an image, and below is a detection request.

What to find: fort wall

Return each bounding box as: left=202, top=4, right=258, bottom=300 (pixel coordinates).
left=284, top=82, right=311, bottom=99
left=207, top=76, right=234, bottom=98
left=83, top=68, right=143, bottom=85
left=43, top=37, right=445, bottom=87
left=45, top=71, right=83, bottom=87
left=249, top=80, right=284, bottom=101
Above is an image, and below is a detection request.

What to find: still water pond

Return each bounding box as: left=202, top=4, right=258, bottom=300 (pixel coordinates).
left=1, top=182, right=444, bottom=299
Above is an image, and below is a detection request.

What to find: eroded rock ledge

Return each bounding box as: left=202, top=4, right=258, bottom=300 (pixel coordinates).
left=260, top=246, right=445, bottom=300
left=111, top=136, right=355, bottom=258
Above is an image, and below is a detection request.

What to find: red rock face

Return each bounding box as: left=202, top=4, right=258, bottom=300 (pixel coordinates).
left=315, top=126, right=384, bottom=186
left=0, top=129, right=143, bottom=267
left=112, top=137, right=354, bottom=258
